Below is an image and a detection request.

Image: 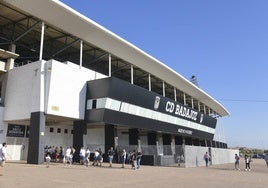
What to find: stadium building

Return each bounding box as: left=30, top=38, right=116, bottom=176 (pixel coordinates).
left=0, top=0, right=237, bottom=167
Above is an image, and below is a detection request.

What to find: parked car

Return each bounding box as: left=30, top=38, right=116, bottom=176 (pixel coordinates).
left=252, top=154, right=265, bottom=159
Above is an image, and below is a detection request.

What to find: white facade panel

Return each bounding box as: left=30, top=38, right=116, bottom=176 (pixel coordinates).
left=45, top=60, right=106, bottom=119
left=4, top=60, right=45, bottom=121
left=0, top=107, right=7, bottom=143
left=4, top=59, right=106, bottom=121
left=44, top=125, right=73, bottom=149
left=85, top=127, right=105, bottom=152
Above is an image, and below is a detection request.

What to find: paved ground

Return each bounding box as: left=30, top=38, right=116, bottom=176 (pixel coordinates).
left=0, top=159, right=268, bottom=188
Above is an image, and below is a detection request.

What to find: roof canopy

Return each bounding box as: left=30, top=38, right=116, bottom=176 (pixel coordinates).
left=1, top=0, right=229, bottom=117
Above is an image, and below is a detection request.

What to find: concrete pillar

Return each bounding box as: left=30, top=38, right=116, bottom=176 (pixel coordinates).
left=129, top=128, right=139, bottom=145
left=27, top=112, right=46, bottom=164
left=73, top=120, right=87, bottom=163
left=6, top=44, right=16, bottom=70
left=162, top=134, right=172, bottom=155
left=105, top=124, right=116, bottom=154
left=171, top=135, right=175, bottom=155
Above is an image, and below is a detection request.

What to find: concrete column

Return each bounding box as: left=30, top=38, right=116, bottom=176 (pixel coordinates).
left=129, top=128, right=138, bottom=145
left=105, top=124, right=116, bottom=154
left=162, top=134, right=172, bottom=155
left=171, top=135, right=175, bottom=155
left=27, top=112, right=46, bottom=164
left=6, top=44, right=16, bottom=70
left=73, top=120, right=87, bottom=163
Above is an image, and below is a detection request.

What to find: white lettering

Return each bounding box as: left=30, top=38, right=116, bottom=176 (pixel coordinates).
left=166, top=101, right=198, bottom=121
left=166, top=101, right=174, bottom=113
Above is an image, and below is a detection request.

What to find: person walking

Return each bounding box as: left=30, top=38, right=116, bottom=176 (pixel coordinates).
left=136, top=151, right=142, bottom=169
left=108, top=147, right=115, bottom=167
left=121, top=149, right=126, bottom=168
left=79, top=147, right=86, bottom=165
left=0, top=143, right=7, bottom=176
left=203, top=152, right=210, bottom=167
left=235, top=153, right=240, bottom=170
left=130, top=150, right=137, bottom=170
left=85, top=148, right=90, bottom=167
left=45, top=153, right=51, bottom=168
left=245, top=155, right=251, bottom=171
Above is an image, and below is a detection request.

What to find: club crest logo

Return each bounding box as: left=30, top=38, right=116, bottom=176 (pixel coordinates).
left=200, top=114, right=204, bottom=123
left=154, top=96, right=160, bottom=110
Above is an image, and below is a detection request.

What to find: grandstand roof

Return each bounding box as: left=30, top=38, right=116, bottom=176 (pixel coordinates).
left=0, top=0, right=230, bottom=116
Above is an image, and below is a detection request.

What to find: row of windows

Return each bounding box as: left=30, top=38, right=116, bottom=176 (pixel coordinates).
left=49, top=127, right=73, bottom=134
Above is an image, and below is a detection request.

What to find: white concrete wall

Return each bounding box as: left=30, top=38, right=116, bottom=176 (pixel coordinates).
left=2, top=59, right=106, bottom=160
left=85, top=127, right=105, bottom=152
left=45, top=60, right=106, bottom=119
left=4, top=59, right=106, bottom=121
left=184, top=145, right=208, bottom=168
left=4, top=60, right=45, bottom=120
left=5, top=137, right=27, bottom=160
left=44, top=124, right=73, bottom=149
left=184, top=145, right=239, bottom=168
left=0, top=107, right=7, bottom=144
left=117, top=129, right=129, bottom=147
left=211, top=147, right=238, bottom=165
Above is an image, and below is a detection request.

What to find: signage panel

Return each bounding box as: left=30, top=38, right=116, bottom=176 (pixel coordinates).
left=7, top=124, right=26, bottom=137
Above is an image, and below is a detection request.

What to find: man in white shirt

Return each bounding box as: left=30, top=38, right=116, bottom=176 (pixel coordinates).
left=0, top=142, right=7, bottom=176
left=64, top=147, right=71, bottom=165
left=79, top=147, right=86, bottom=165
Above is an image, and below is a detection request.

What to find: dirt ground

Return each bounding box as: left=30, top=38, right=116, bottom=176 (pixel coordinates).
left=0, top=159, right=268, bottom=188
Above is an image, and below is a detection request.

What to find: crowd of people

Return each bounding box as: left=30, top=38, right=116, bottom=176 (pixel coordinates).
left=43, top=145, right=143, bottom=169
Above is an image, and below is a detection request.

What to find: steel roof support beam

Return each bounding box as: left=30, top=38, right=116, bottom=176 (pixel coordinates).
left=111, top=63, right=130, bottom=74
left=79, top=40, right=83, bottom=69
left=51, top=38, right=79, bottom=57
left=39, top=21, right=45, bottom=60
left=108, top=53, right=111, bottom=77
left=148, top=74, right=151, bottom=91
left=174, top=88, right=177, bottom=101
left=131, top=65, right=134, bottom=84
left=13, top=20, right=40, bottom=42
left=162, top=81, right=165, bottom=97
left=88, top=52, right=108, bottom=65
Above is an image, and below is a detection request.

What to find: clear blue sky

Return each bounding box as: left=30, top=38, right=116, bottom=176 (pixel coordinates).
left=61, top=0, right=268, bottom=149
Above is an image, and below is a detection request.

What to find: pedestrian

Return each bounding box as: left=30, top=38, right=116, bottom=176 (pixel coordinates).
left=235, top=153, right=240, bottom=170
left=92, top=149, right=100, bottom=166
left=136, top=151, right=142, bottom=169
left=108, top=147, right=115, bottom=167
left=64, top=147, right=72, bottom=165
left=98, top=148, right=103, bottom=167
left=45, top=153, right=51, bottom=168
left=0, top=142, right=7, bottom=176
left=130, top=150, right=137, bottom=170
left=121, top=149, right=126, bottom=168
left=264, top=155, right=268, bottom=167
left=244, top=155, right=251, bottom=171
left=79, top=147, right=86, bottom=165
left=85, top=148, right=90, bottom=167
left=203, top=152, right=210, bottom=167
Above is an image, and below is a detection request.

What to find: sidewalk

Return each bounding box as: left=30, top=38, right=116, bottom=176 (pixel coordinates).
left=0, top=159, right=268, bottom=188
